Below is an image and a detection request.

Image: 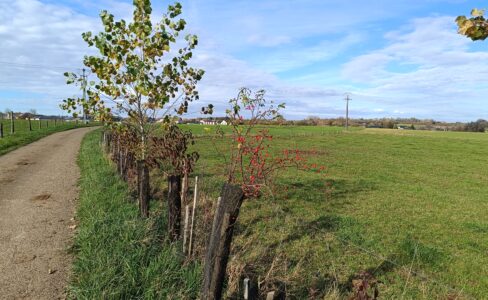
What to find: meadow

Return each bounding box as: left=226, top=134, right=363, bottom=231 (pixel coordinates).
left=75, top=126, right=488, bottom=299
left=183, top=125, right=488, bottom=299
left=0, top=119, right=86, bottom=155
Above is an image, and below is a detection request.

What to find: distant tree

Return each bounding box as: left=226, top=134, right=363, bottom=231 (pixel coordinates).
left=465, top=119, right=488, bottom=132
left=305, top=116, right=321, bottom=126
left=456, top=9, right=488, bottom=40
left=382, top=118, right=395, bottom=129
left=62, top=0, right=205, bottom=217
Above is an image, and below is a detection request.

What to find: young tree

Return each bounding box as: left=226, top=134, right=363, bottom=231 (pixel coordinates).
left=62, top=1, right=204, bottom=217
left=456, top=8, right=488, bottom=40
left=202, top=88, right=326, bottom=299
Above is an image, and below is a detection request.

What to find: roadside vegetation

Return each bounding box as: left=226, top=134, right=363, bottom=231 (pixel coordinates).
left=0, top=119, right=89, bottom=156
left=72, top=130, right=201, bottom=299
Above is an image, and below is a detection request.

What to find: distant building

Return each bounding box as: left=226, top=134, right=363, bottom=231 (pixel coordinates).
left=220, top=120, right=228, bottom=126
left=200, top=119, right=216, bottom=125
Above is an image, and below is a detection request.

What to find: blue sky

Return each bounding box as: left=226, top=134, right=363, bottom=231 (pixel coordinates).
left=1, top=0, right=487, bottom=121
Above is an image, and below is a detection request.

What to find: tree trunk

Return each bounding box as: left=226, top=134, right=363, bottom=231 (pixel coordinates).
left=137, top=160, right=150, bottom=218
left=167, top=175, right=182, bottom=241
left=201, top=183, right=245, bottom=300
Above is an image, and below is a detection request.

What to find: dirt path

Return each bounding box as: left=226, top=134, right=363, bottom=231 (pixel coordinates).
left=0, top=127, right=95, bottom=300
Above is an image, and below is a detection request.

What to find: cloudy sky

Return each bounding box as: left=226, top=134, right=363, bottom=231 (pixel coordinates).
left=0, top=0, right=487, bottom=121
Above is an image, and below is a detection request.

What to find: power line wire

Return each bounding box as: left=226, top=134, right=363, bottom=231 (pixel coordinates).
left=0, top=61, right=78, bottom=71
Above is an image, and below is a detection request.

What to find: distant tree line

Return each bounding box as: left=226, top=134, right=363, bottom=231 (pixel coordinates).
left=464, top=119, right=488, bottom=132
left=241, top=116, right=488, bottom=132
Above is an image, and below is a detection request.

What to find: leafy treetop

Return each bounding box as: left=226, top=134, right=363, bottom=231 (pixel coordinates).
left=456, top=8, right=488, bottom=40
left=62, top=1, right=204, bottom=142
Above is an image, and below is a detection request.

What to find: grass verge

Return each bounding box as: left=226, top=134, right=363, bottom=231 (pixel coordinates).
left=0, top=122, right=89, bottom=156
left=71, top=129, right=201, bottom=299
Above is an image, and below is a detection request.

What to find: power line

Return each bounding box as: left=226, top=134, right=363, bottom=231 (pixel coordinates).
left=0, top=61, right=77, bottom=71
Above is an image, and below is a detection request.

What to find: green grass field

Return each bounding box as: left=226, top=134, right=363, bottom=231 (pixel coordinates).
left=184, top=125, right=488, bottom=299
left=0, top=119, right=86, bottom=155
left=75, top=126, right=488, bottom=299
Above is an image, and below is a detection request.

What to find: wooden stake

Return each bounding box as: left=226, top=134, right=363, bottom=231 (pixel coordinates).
left=244, top=278, right=250, bottom=300
left=188, top=176, right=198, bottom=256
left=243, top=277, right=258, bottom=300
left=183, top=204, right=190, bottom=254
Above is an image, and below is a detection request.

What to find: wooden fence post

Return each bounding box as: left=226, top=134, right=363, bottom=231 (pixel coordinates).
left=54, top=119, right=57, bottom=126
left=38, top=119, right=41, bottom=130
left=46, top=120, right=49, bottom=128
left=167, top=174, right=182, bottom=241
left=188, top=176, right=199, bottom=256
left=201, top=183, right=245, bottom=300
left=0, top=123, right=3, bottom=138
left=28, top=118, right=32, bottom=131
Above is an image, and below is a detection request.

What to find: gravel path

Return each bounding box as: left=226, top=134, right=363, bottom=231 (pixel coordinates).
left=0, top=127, right=95, bottom=299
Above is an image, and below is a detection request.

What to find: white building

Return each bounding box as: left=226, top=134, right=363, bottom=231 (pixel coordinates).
left=200, top=119, right=216, bottom=125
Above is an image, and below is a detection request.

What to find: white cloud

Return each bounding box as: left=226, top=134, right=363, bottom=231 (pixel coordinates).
left=0, top=0, right=100, bottom=114
left=0, top=0, right=344, bottom=118
left=341, top=16, right=488, bottom=120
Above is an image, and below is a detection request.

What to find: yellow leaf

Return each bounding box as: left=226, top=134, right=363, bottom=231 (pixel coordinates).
left=471, top=8, right=485, bottom=17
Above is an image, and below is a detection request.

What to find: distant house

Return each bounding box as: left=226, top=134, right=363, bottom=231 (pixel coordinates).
left=220, top=120, right=228, bottom=126
left=17, top=113, right=36, bottom=120
left=396, top=124, right=414, bottom=130
left=200, top=119, right=216, bottom=125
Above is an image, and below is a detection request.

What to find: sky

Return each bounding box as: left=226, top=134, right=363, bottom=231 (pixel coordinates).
left=0, top=0, right=487, bottom=121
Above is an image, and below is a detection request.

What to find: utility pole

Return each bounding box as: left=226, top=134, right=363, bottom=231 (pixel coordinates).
left=10, top=112, right=14, bottom=134
left=344, top=93, right=351, bottom=130
left=81, top=68, right=88, bottom=124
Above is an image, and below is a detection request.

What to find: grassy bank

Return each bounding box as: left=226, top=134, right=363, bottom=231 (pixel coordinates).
left=0, top=120, right=88, bottom=156
left=72, top=130, right=200, bottom=299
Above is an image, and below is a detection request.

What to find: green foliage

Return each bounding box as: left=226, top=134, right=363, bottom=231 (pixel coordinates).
left=456, top=8, right=488, bottom=40
left=71, top=130, right=201, bottom=299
